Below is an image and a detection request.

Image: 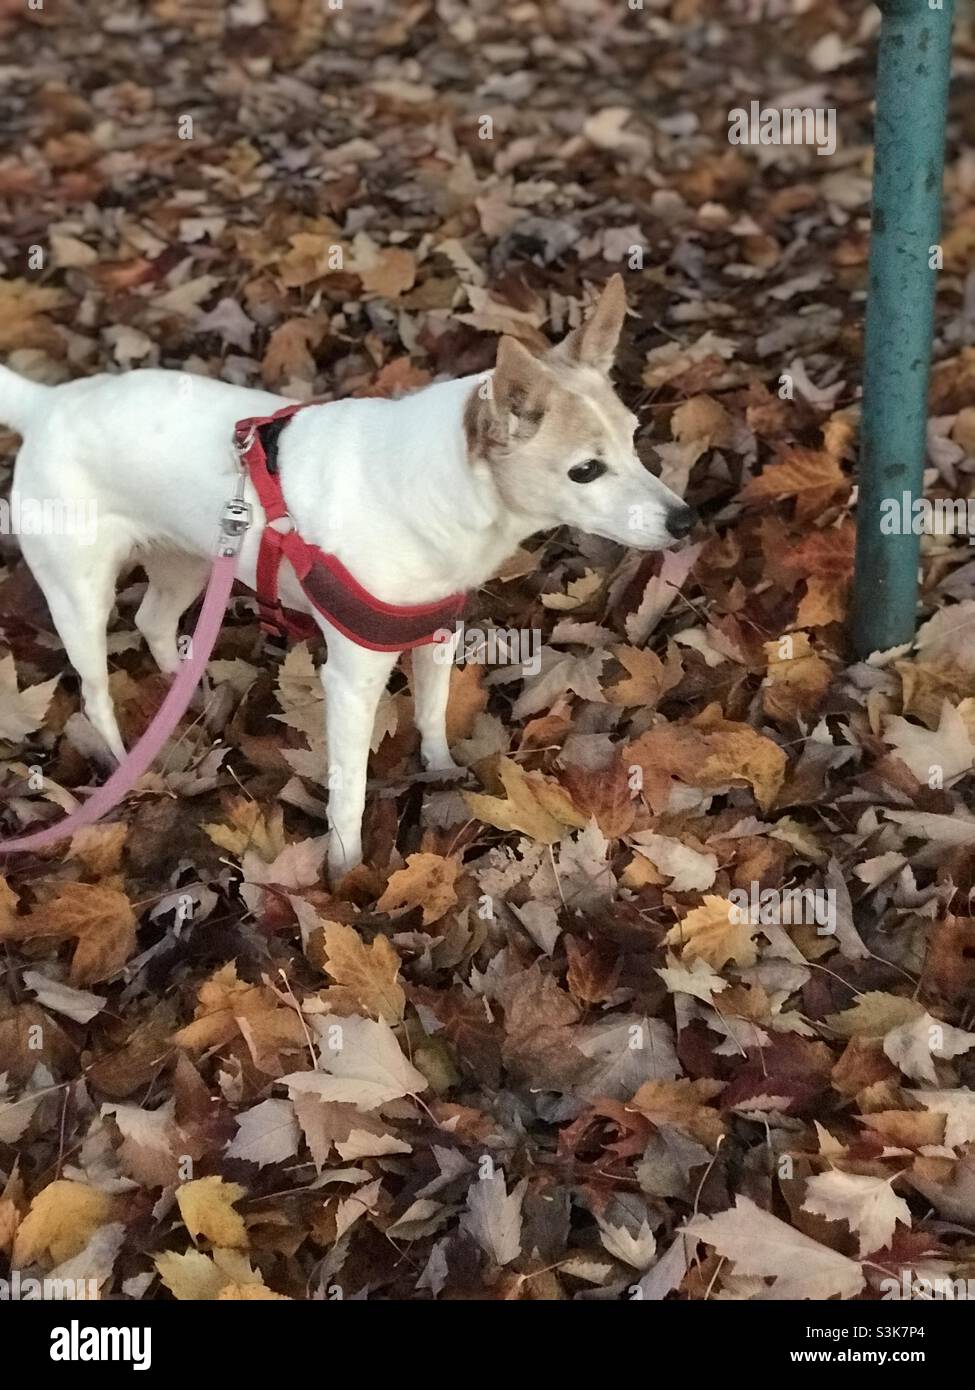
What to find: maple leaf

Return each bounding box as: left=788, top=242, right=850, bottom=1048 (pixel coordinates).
left=738, top=446, right=848, bottom=522
left=827, top=992, right=925, bottom=1039
left=628, top=1078, right=726, bottom=1148
left=780, top=523, right=856, bottom=628
left=802, top=1171, right=911, bottom=1257
left=883, top=1012, right=975, bottom=1083
left=218, top=1283, right=291, bottom=1300
left=0, top=656, right=58, bottom=741
left=597, top=1216, right=657, bottom=1271
left=444, top=660, right=488, bottom=743
left=575, top=1015, right=680, bottom=1100
left=226, top=1099, right=300, bottom=1168
left=560, top=759, right=636, bottom=838
left=604, top=643, right=681, bottom=708
left=625, top=547, right=702, bottom=646
left=625, top=713, right=786, bottom=813
left=154, top=1248, right=264, bottom=1301
left=513, top=648, right=606, bottom=718
left=347, top=238, right=416, bottom=298
left=202, top=798, right=287, bottom=861
left=910, top=1090, right=975, bottom=1149
left=797, top=574, right=850, bottom=628
left=883, top=701, right=975, bottom=784
left=540, top=569, right=604, bottom=611
left=686, top=1195, right=865, bottom=1299
left=656, top=955, right=729, bottom=1004
left=762, top=631, right=832, bottom=721
left=664, top=895, right=759, bottom=969
left=321, top=920, right=405, bottom=1021
left=172, top=963, right=306, bottom=1074
left=376, top=853, right=459, bottom=927
left=12, top=1181, right=114, bottom=1265
left=105, top=1100, right=181, bottom=1189
left=460, top=1170, right=526, bottom=1267
left=627, top=831, right=717, bottom=892
left=465, top=757, right=587, bottom=843
left=176, top=1176, right=248, bottom=1247
left=7, top=880, right=137, bottom=986
left=281, top=1013, right=427, bottom=1110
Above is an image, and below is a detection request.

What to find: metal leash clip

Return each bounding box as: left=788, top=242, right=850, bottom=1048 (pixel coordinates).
left=218, top=481, right=252, bottom=558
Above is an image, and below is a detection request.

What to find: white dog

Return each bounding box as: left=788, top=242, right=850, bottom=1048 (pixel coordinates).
left=0, top=276, right=694, bottom=877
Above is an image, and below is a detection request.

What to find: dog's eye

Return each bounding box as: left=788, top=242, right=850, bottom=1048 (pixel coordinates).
left=569, top=458, right=606, bottom=484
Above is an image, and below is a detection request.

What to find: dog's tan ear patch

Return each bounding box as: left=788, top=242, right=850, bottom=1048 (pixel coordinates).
left=555, top=273, right=628, bottom=374
left=492, top=336, right=551, bottom=434
left=464, top=339, right=551, bottom=461
left=493, top=336, right=549, bottom=414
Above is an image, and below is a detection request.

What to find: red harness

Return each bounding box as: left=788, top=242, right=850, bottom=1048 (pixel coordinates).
left=234, top=402, right=465, bottom=652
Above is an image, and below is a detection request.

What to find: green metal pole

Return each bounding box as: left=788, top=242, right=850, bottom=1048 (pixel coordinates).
left=851, top=0, right=954, bottom=657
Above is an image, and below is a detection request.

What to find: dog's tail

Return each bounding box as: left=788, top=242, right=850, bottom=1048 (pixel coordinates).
left=0, top=364, right=50, bottom=434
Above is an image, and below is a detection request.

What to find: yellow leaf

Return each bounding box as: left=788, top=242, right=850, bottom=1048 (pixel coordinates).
left=322, top=920, right=405, bottom=1022
left=154, top=1249, right=228, bottom=1301
left=465, top=757, right=587, bottom=843
left=664, top=895, right=759, bottom=969
left=12, top=1181, right=114, bottom=1265
left=541, top=570, right=604, bottom=611
left=218, top=1282, right=291, bottom=1300
left=202, top=798, right=287, bottom=861
left=176, top=1176, right=248, bottom=1248
left=154, top=1246, right=259, bottom=1300
left=827, top=993, right=925, bottom=1039
left=377, top=854, right=459, bottom=926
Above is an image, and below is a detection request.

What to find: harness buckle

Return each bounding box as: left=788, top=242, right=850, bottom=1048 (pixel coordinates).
left=218, top=496, right=253, bottom=557
left=233, top=425, right=257, bottom=458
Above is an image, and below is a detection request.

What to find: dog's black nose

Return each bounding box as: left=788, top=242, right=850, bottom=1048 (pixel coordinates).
left=665, top=504, right=697, bottom=539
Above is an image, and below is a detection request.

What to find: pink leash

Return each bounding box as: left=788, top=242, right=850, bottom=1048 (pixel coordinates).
left=0, top=490, right=252, bottom=854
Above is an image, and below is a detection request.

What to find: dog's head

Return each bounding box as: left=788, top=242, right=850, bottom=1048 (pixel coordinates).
left=465, top=275, right=695, bottom=550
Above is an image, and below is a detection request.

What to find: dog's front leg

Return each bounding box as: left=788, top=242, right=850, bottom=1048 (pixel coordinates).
left=411, top=632, right=462, bottom=772
left=320, top=633, right=399, bottom=879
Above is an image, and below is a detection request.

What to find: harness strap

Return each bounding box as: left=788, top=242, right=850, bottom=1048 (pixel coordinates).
left=236, top=403, right=466, bottom=652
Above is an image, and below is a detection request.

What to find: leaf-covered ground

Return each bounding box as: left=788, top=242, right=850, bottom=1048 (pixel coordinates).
left=3, top=0, right=975, bottom=1302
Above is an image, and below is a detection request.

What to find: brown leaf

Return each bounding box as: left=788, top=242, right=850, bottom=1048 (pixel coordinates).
left=377, top=853, right=459, bottom=926
left=321, top=920, right=405, bottom=1022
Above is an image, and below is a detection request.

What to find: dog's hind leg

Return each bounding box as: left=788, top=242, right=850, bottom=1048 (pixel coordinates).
left=20, top=530, right=131, bottom=762
left=135, top=552, right=210, bottom=675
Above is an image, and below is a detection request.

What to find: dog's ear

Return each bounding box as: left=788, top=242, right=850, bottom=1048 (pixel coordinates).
left=465, top=337, right=551, bottom=461
left=552, top=273, right=627, bottom=374
left=491, top=335, right=550, bottom=438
